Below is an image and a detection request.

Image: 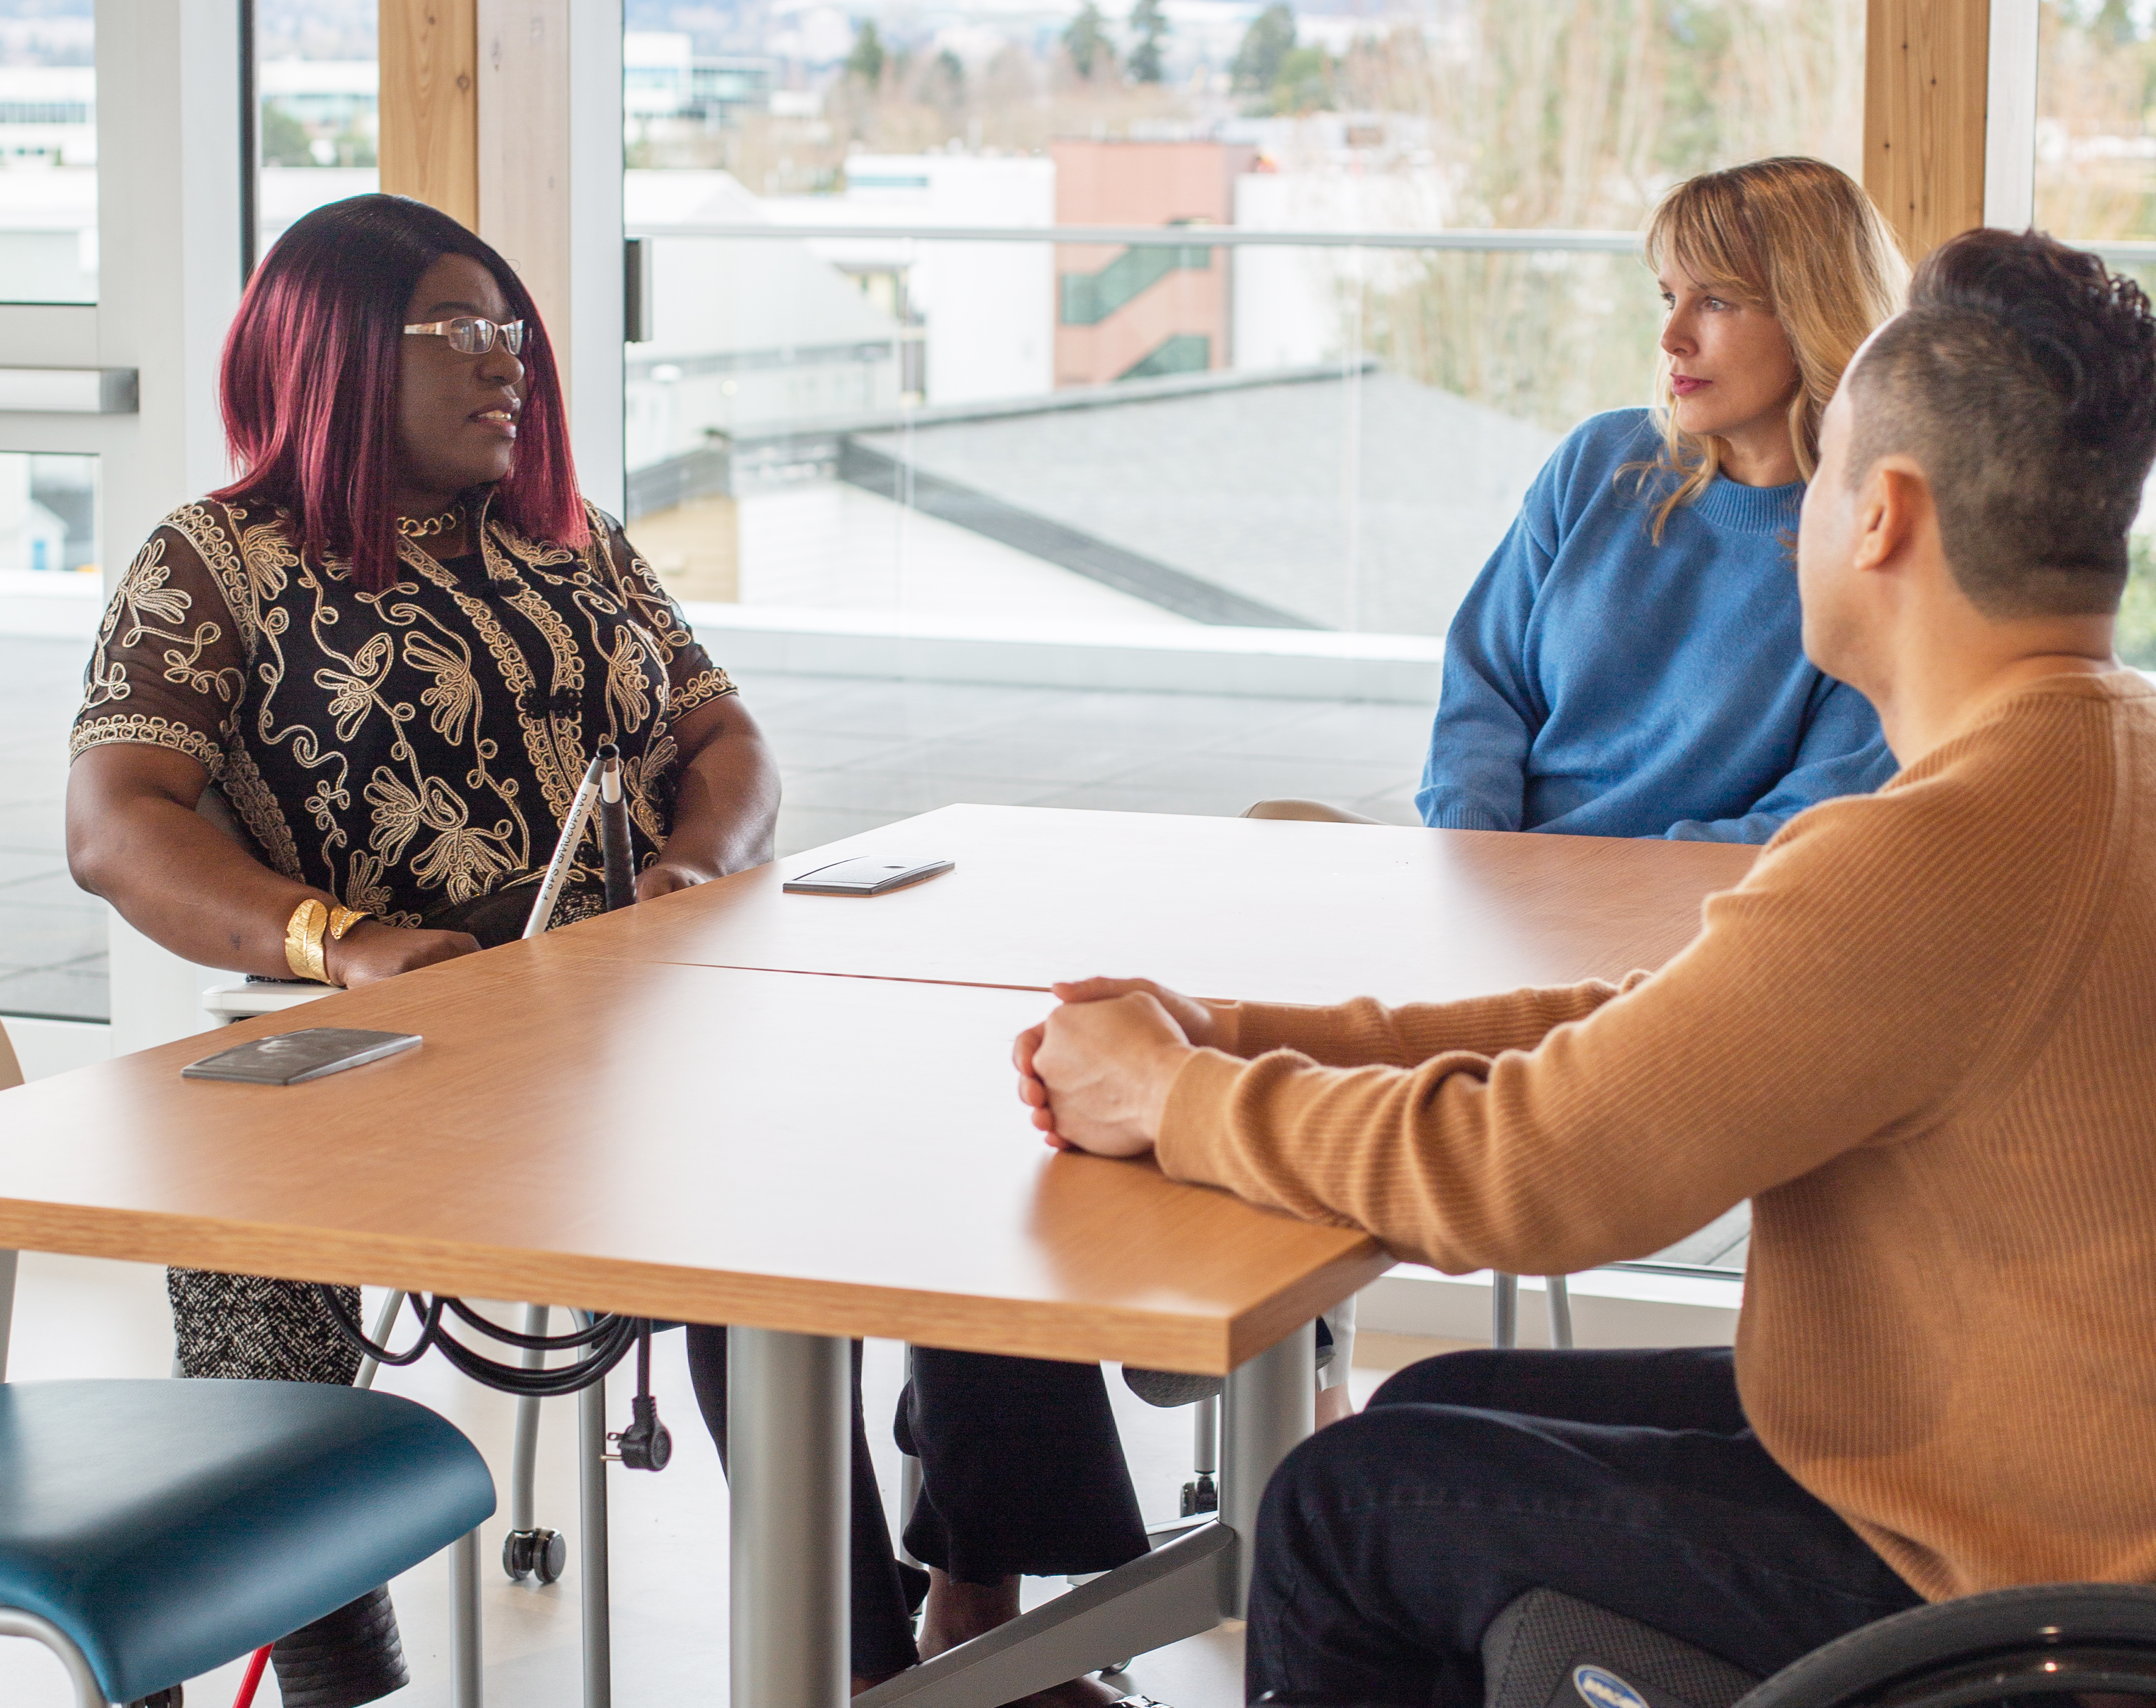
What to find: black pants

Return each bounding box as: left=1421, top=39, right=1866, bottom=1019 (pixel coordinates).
left=1246, top=1348, right=1923, bottom=1707
left=684, top=1327, right=1150, bottom=1678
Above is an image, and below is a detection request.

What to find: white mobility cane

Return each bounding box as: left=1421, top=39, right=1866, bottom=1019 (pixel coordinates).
left=522, top=744, right=618, bottom=939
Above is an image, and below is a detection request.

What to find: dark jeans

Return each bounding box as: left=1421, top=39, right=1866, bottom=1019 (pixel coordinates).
left=684, top=1327, right=1149, bottom=1678
left=1246, top=1348, right=1923, bottom=1707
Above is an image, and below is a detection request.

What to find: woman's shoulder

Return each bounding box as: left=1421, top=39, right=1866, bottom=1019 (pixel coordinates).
left=153, top=493, right=294, bottom=555
left=1524, top=408, right=1663, bottom=524
left=1549, top=408, right=1662, bottom=473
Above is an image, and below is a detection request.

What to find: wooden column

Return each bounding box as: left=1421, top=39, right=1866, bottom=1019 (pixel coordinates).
left=1865, top=0, right=1992, bottom=259
left=476, top=1, right=574, bottom=404
left=378, top=1, right=586, bottom=415
left=379, top=0, right=479, bottom=230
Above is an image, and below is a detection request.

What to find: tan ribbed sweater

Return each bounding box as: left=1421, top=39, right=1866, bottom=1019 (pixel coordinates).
left=1158, top=671, right=2156, bottom=1602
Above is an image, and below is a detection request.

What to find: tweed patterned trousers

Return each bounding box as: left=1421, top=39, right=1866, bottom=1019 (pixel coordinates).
left=168, top=1268, right=407, bottom=1708
left=167, top=1268, right=362, bottom=1384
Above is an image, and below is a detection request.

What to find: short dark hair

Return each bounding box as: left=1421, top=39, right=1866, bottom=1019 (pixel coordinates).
left=1845, top=227, right=2156, bottom=618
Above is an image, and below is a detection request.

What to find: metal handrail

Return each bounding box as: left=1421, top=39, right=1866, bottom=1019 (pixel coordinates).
left=626, top=221, right=1646, bottom=252
left=625, top=219, right=2156, bottom=263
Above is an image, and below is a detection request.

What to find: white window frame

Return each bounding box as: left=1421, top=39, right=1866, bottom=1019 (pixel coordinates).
left=0, top=3, right=245, bottom=1051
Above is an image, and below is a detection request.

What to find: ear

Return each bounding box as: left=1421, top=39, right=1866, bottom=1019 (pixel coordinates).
left=1850, top=459, right=1929, bottom=578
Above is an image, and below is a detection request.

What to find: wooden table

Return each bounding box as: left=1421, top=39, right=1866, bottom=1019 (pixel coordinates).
left=0, top=954, right=1375, bottom=1371
left=541, top=803, right=1758, bottom=1005
left=0, top=806, right=1755, bottom=1708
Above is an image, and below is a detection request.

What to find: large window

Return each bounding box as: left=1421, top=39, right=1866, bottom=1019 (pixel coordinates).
left=255, top=0, right=379, bottom=265
left=621, top=0, right=1864, bottom=645
left=0, top=0, right=94, bottom=303
left=2038, top=0, right=2156, bottom=667
left=0, top=450, right=101, bottom=1022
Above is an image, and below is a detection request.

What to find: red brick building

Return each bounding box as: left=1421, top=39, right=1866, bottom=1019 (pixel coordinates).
left=1051, top=139, right=1257, bottom=386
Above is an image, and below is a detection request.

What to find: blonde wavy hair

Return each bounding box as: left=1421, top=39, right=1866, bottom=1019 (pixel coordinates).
left=1639, top=157, right=1909, bottom=541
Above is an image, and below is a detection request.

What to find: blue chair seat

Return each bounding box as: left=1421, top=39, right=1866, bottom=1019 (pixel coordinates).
left=0, top=1378, right=495, bottom=1704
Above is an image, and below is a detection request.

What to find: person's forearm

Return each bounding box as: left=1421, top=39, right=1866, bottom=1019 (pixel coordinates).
left=659, top=700, right=780, bottom=878
left=1233, top=978, right=1642, bottom=1068
left=70, top=789, right=329, bottom=977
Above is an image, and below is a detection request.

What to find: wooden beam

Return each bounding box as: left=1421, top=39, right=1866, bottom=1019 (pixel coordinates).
left=379, top=0, right=479, bottom=230
left=1865, top=0, right=1991, bottom=260
left=477, top=0, right=574, bottom=406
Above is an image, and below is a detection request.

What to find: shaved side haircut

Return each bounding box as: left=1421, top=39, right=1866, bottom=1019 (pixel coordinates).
left=1845, top=229, right=2156, bottom=618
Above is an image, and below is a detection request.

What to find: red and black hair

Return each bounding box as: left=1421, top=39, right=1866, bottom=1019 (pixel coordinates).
left=213, top=193, right=585, bottom=594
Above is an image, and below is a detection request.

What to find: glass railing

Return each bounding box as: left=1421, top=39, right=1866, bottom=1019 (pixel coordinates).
left=621, top=217, right=2156, bottom=660
left=619, top=221, right=1654, bottom=643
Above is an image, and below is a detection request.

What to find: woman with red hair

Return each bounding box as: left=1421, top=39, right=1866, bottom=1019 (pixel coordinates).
left=64, top=194, right=779, bottom=1707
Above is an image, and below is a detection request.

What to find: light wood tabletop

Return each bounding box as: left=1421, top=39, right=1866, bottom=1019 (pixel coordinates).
left=540, top=804, right=1760, bottom=1004
left=0, top=948, right=1384, bottom=1374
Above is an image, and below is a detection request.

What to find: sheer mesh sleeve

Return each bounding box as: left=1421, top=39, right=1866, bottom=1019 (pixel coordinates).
left=71, top=521, right=248, bottom=778
left=588, top=503, right=736, bottom=720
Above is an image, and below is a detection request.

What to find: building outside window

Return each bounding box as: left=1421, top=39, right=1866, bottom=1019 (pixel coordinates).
left=0, top=0, right=100, bottom=1025
left=2037, top=0, right=2156, bottom=666
left=0, top=0, right=93, bottom=304
left=619, top=0, right=1867, bottom=649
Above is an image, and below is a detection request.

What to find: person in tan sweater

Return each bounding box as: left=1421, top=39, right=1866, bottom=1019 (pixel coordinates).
left=1017, top=227, right=2156, bottom=1705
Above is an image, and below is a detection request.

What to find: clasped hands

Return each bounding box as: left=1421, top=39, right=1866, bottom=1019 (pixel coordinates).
left=1013, top=977, right=1239, bottom=1157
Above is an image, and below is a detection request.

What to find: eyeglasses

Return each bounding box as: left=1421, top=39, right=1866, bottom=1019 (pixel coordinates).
left=403, top=316, right=526, bottom=356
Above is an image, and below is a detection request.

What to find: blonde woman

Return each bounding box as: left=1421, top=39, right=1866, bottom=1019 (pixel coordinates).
left=1415, top=157, right=1909, bottom=840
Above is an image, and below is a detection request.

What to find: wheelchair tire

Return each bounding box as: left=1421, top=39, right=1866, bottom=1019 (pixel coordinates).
left=1737, top=1583, right=2156, bottom=1708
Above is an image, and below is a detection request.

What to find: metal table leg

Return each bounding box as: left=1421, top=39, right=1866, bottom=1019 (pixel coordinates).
left=1545, top=1276, right=1574, bottom=1350
left=353, top=1290, right=405, bottom=1391
left=511, top=1304, right=548, bottom=1534
left=451, top=1527, right=483, bottom=1708
left=898, top=1344, right=924, bottom=1569
left=729, top=1327, right=850, bottom=1708
left=0, top=1248, right=17, bottom=1382
left=579, top=1326, right=611, bottom=1708
left=1221, top=1321, right=1315, bottom=1616
left=1492, top=1272, right=1519, bottom=1349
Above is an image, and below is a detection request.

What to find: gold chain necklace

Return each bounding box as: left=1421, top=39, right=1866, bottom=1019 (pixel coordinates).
left=397, top=508, right=462, bottom=540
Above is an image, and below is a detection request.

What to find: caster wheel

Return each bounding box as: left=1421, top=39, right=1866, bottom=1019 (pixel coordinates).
left=1179, top=1472, right=1217, bottom=1517
left=503, top=1526, right=566, bottom=1583
left=1099, top=1660, right=1133, bottom=1677
left=127, top=1690, right=183, bottom=1708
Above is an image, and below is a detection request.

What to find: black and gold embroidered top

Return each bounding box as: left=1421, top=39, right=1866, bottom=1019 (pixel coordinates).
left=71, top=492, right=736, bottom=930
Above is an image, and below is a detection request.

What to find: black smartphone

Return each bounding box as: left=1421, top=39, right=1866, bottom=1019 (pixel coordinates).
left=782, top=856, right=954, bottom=897
left=182, top=1028, right=423, bottom=1085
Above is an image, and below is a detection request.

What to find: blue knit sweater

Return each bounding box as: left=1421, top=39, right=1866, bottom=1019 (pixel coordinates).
left=1416, top=409, right=1895, bottom=843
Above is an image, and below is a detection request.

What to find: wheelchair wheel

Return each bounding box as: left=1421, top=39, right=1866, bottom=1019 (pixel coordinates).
left=1739, top=1583, right=2156, bottom=1708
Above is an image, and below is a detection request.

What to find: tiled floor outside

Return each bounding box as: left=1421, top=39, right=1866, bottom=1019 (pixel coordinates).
left=0, top=633, right=1431, bottom=1025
